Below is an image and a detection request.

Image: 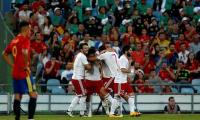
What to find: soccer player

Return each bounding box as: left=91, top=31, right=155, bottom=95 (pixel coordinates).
left=2, top=21, right=37, bottom=120
left=66, top=43, right=92, bottom=117
left=97, top=46, right=121, bottom=117
left=84, top=47, right=103, bottom=117
left=110, top=45, right=141, bottom=117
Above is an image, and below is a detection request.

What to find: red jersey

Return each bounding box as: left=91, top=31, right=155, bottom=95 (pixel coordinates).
left=45, top=61, right=61, bottom=77
left=131, top=50, right=145, bottom=65
left=31, top=40, right=47, bottom=54
left=4, top=34, right=31, bottom=79
left=158, top=69, right=174, bottom=82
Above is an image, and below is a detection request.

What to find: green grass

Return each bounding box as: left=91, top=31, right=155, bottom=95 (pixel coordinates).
left=0, top=114, right=200, bottom=120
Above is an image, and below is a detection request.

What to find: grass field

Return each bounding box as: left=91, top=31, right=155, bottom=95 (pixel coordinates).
left=0, top=114, right=200, bottom=120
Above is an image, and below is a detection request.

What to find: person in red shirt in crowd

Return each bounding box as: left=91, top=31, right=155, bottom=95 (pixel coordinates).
left=29, top=13, right=39, bottom=28
left=2, top=21, right=37, bottom=120
left=158, top=62, right=176, bottom=83
left=121, top=25, right=138, bottom=45
left=44, top=56, right=62, bottom=81
left=175, top=33, right=189, bottom=52
left=143, top=53, right=156, bottom=76
left=139, top=28, right=150, bottom=43
left=31, top=32, right=47, bottom=54
left=184, top=23, right=197, bottom=42
left=32, top=0, right=45, bottom=13
left=134, top=69, right=154, bottom=93
left=131, top=42, right=145, bottom=67
left=31, top=32, right=47, bottom=73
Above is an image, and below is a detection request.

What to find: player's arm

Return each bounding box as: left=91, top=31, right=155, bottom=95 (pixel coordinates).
left=2, top=51, right=13, bottom=67
left=121, top=68, right=131, bottom=73
left=22, top=48, right=29, bottom=70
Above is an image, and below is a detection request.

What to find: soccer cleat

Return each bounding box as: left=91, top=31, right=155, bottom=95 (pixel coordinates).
left=66, top=110, right=74, bottom=117
left=109, top=114, right=123, bottom=118
left=130, top=111, right=142, bottom=117
left=80, top=114, right=88, bottom=117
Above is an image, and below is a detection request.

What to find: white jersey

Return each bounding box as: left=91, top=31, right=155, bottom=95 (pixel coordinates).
left=118, top=55, right=129, bottom=83
left=85, top=63, right=101, bottom=81
left=98, top=51, right=122, bottom=83
left=72, top=52, right=89, bottom=80
left=102, top=63, right=112, bottom=78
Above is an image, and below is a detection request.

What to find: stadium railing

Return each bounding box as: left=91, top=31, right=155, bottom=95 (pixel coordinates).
left=0, top=84, right=200, bottom=114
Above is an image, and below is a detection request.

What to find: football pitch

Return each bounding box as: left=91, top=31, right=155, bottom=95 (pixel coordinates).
left=1, top=114, right=200, bottom=120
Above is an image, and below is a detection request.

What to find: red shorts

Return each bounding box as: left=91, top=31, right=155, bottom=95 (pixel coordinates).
left=102, top=77, right=114, bottom=92
left=113, top=83, right=133, bottom=96
left=85, top=80, right=103, bottom=95
left=71, top=79, right=86, bottom=95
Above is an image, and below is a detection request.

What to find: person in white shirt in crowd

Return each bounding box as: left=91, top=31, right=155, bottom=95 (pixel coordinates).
left=109, top=45, right=141, bottom=117
left=18, top=3, right=32, bottom=22
left=178, top=42, right=190, bottom=64
left=189, top=34, right=200, bottom=55
left=66, top=43, right=92, bottom=117
left=79, top=33, right=95, bottom=47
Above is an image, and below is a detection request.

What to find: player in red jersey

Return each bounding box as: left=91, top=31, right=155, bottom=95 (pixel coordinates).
left=2, top=21, right=37, bottom=120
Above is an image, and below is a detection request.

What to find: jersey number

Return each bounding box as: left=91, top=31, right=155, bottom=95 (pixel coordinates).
left=12, top=46, right=17, bottom=58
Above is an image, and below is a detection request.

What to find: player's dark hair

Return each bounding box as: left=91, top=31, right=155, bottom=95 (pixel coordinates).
left=168, top=96, right=174, bottom=101
left=122, top=45, right=131, bottom=54
left=79, top=43, right=88, bottom=50
left=98, top=45, right=106, bottom=52
left=19, top=21, right=29, bottom=32
left=87, top=47, right=96, bottom=56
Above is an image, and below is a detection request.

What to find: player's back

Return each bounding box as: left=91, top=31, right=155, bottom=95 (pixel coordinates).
left=98, top=51, right=121, bottom=78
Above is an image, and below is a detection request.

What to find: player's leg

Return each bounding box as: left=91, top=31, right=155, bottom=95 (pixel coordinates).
left=66, top=80, right=81, bottom=117
left=78, top=80, right=87, bottom=116
left=121, top=83, right=141, bottom=117
left=109, top=83, right=122, bottom=117
left=13, top=94, right=22, bottom=120
left=27, top=76, right=38, bottom=120
left=13, top=80, right=23, bottom=120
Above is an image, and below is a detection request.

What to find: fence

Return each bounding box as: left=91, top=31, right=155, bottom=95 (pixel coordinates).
left=0, top=11, right=15, bottom=93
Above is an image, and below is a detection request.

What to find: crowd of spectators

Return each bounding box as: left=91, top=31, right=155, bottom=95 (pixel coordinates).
left=10, top=0, right=200, bottom=94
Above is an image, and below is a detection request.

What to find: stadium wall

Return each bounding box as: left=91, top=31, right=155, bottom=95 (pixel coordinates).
left=0, top=94, right=200, bottom=114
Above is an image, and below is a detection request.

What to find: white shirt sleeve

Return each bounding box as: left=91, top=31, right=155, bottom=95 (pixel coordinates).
left=119, top=57, right=128, bottom=69
left=81, top=54, right=89, bottom=65
left=97, top=52, right=106, bottom=60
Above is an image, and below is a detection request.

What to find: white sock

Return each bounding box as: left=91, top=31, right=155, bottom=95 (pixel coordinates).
left=105, top=94, right=113, bottom=103
left=86, top=101, right=92, bottom=116
left=110, top=96, right=119, bottom=115
left=117, top=97, right=122, bottom=115
left=79, top=96, right=86, bottom=115
left=102, top=100, right=109, bottom=115
left=128, top=96, right=135, bottom=112
left=68, top=96, right=80, bottom=112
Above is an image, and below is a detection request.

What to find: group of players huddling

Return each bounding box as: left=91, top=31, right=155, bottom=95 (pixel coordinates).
left=66, top=42, right=141, bottom=117
left=2, top=21, right=141, bottom=120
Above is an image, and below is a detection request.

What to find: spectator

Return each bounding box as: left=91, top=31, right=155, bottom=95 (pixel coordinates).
left=164, top=96, right=181, bottom=114
left=167, top=43, right=179, bottom=69
left=79, top=33, right=95, bottom=47
left=178, top=42, right=190, bottom=64
left=49, top=7, right=65, bottom=26
left=61, top=61, right=73, bottom=92
left=18, top=3, right=32, bottom=22
left=41, top=16, right=54, bottom=41
left=158, top=62, right=175, bottom=83
left=175, top=33, right=189, bottom=52
left=189, top=34, right=200, bottom=54
left=175, top=61, right=190, bottom=84
left=131, top=42, right=145, bottom=67
left=148, top=68, right=163, bottom=93
left=184, top=23, right=197, bottom=42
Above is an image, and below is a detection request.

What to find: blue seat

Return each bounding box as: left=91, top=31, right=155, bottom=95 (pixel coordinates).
left=181, top=87, right=194, bottom=94
left=171, top=87, right=179, bottom=93
left=192, top=79, right=200, bottom=93
left=52, top=86, right=65, bottom=94
left=47, top=79, right=60, bottom=92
